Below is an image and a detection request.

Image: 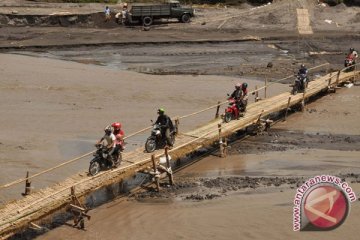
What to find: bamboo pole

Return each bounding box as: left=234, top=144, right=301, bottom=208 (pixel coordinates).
left=284, top=97, right=291, bottom=121
left=151, top=155, right=160, bottom=192
left=22, top=171, right=31, bottom=196
left=301, top=87, right=306, bottom=112
left=354, top=64, right=357, bottom=82
left=164, top=147, right=174, bottom=185
left=255, top=85, right=259, bottom=102
left=215, top=101, right=221, bottom=119
left=30, top=222, right=42, bottom=230
left=174, top=118, right=179, bottom=135
left=328, top=72, right=332, bottom=87
left=336, top=70, right=341, bottom=86
left=264, top=78, right=268, bottom=99
left=218, top=124, right=225, bottom=157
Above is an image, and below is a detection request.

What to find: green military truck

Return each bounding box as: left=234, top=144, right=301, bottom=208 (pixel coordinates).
left=128, top=1, right=194, bottom=26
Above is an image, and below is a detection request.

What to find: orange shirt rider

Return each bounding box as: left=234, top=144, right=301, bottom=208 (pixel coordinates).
left=112, top=122, right=125, bottom=149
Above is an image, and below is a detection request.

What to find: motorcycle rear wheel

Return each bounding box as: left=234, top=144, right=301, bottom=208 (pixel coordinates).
left=115, top=153, right=122, bottom=167
left=89, top=161, right=100, bottom=176
left=145, top=138, right=157, bottom=153
left=224, top=112, right=232, bottom=123
left=170, top=134, right=175, bottom=146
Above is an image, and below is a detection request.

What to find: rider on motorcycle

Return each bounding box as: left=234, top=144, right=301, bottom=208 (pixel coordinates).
left=241, top=83, right=248, bottom=112
left=112, top=121, right=125, bottom=152
left=297, top=64, right=308, bottom=90
left=229, top=83, right=246, bottom=113
left=348, top=48, right=358, bottom=63
left=155, top=108, right=174, bottom=148
left=96, top=125, right=116, bottom=166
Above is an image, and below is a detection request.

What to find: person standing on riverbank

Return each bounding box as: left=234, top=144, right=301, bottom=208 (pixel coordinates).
left=104, top=6, right=111, bottom=22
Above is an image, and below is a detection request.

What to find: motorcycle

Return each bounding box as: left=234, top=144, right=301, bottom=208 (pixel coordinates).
left=344, top=54, right=355, bottom=71
left=292, top=73, right=308, bottom=95
left=88, top=144, right=122, bottom=176
left=145, top=123, right=176, bottom=153
left=224, top=97, right=246, bottom=123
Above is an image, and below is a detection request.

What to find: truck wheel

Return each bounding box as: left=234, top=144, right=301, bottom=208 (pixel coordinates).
left=142, top=16, right=153, bottom=26
left=181, top=14, right=190, bottom=23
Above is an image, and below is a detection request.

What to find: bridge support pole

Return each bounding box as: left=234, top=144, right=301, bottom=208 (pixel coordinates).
left=218, top=124, right=227, bottom=158
left=264, top=78, right=268, bottom=99
left=328, top=72, right=332, bottom=87
left=215, top=101, right=221, bottom=119
left=353, top=65, right=357, bottom=83
left=174, top=118, right=179, bottom=136
left=22, top=171, right=32, bottom=196
left=335, top=70, right=341, bottom=88
left=69, top=186, right=90, bottom=230
left=284, top=97, right=291, bottom=122
left=327, top=72, right=337, bottom=93
left=151, top=155, right=160, bottom=192
left=164, top=147, right=174, bottom=186
left=301, top=88, right=306, bottom=112
left=254, top=85, right=259, bottom=102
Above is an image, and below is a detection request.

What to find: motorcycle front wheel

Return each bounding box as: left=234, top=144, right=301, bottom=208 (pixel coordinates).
left=145, top=138, right=157, bottom=153
left=224, top=112, right=233, bottom=123
left=89, top=160, right=100, bottom=176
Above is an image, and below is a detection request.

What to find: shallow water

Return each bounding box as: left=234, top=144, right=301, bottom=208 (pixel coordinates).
left=12, top=41, right=291, bottom=74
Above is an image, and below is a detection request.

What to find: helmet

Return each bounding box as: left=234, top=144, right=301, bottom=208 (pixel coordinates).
left=104, top=125, right=112, bottom=134
left=123, top=2, right=128, bottom=7
left=350, top=48, right=354, bottom=52
left=111, top=122, right=121, bottom=130
left=242, top=83, right=248, bottom=89
left=157, top=108, right=165, bottom=114
left=235, top=83, right=241, bottom=89
left=300, top=64, right=305, bottom=69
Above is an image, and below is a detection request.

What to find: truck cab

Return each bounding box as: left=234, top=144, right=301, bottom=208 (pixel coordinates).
left=169, top=0, right=194, bottom=23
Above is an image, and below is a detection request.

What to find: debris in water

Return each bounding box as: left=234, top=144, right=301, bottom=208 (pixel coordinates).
left=324, top=19, right=333, bottom=24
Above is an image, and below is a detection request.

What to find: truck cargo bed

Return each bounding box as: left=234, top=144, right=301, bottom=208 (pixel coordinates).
left=131, top=4, right=171, bottom=17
